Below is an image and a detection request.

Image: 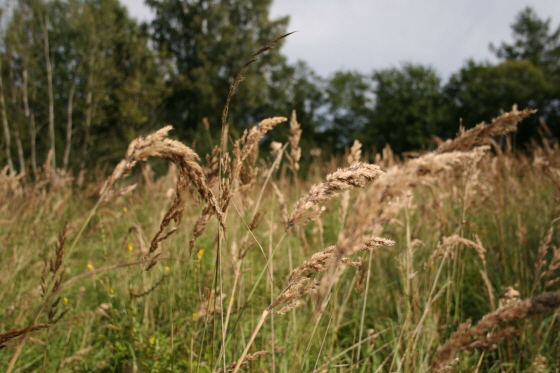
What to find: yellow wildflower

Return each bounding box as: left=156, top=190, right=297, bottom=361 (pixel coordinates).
left=127, top=242, right=133, bottom=252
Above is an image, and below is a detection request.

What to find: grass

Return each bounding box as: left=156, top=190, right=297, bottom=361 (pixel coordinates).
left=1, top=105, right=560, bottom=373
left=1, top=35, right=559, bottom=371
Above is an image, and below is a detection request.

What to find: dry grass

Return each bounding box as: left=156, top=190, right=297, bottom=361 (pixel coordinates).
left=2, top=99, right=560, bottom=372
left=1, top=38, right=559, bottom=372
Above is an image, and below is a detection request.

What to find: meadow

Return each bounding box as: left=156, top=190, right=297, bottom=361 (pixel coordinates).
left=1, top=103, right=560, bottom=373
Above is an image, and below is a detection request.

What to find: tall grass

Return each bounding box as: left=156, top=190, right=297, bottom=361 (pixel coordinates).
left=1, top=104, right=559, bottom=372
left=1, top=38, right=559, bottom=372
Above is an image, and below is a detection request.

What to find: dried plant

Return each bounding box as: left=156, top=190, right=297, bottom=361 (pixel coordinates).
left=286, top=110, right=302, bottom=174
left=231, top=117, right=287, bottom=181
left=189, top=204, right=215, bottom=254
left=219, top=33, right=294, bottom=216
left=230, top=238, right=394, bottom=373
left=41, top=223, right=70, bottom=324
left=346, top=139, right=362, bottom=166
left=277, top=237, right=395, bottom=314
left=0, top=324, right=51, bottom=350
left=435, top=106, right=536, bottom=153
left=101, top=126, right=224, bottom=269
left=532, top=222, right=560, bottom=292
left=339, top=147, right=489, bottom=259
left=215, top=350, right=269, bottom=373
left=287, top=162, right=384, bottom=229
left=431, top=291, right=560, bottom=372
left=0, top=166, right=24, bottom=202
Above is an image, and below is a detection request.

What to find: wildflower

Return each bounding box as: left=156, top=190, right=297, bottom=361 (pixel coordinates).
left=127, top=242, right=133, bottom=252
left=197, top=249, right=204, bottom=261
left=149, top=335, right=156, bottom=345
left=164, top=266, right=170, bottom=273
left=87, top=263, right=93, bottom=271
left=122, top=207, right=128, bottom=213
left=63, top=297, right=69, bottom=306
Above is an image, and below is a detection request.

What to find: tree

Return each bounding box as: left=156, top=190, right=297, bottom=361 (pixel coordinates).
left=367, top=63, right=448, bottom=153
left=490, top=7, right=560, bottom=75
left=70, top=0, right=169, bottom=170
left=264, top=60, right=326, bottom=152
left=0, top=0, right=168, bottom=174
left=486, top=7, right=560, bottom=141
left=146, top=0, right=290, bottom=149
left=0, top=58, right=13, bottom=174
left=320, top=70, right=373, bottom=151
left=444, top=59, right=551, bottom=143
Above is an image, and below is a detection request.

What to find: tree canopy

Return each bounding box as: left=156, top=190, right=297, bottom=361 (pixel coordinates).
left=0, top=3, right=559, bottom=176
left=1, top=0, right=168, bottom=174
left=146, top=0, right=290, bottom=148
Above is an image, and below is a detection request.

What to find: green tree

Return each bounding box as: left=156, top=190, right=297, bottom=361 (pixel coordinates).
left=0, top=0, right=168, bottom=174
left=444, top=59, right=551, bottom=144
left=488, top=7, right=560, bottom=140
left=264, top=60, right=326, bottom=152
left=321, top=70, right=373, bottom=151
left=367, top=63, right=448, bottom=153
left=146, top=0, right=290, bottom=149
left=490, top=7, right=560, bottom=75
left=72, top=0, right=169, bottom=169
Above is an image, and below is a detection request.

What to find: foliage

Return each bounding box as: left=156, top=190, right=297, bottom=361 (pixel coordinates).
left=0, top=0, right=168, bottom=174
left=490, top=6, right=560, bottom=74
left=368, top=63, right=448, bottom=153
left=489, top=6, right=560, bottom=141
left=444, top=60, right=552, bottom=145
left=321, top=70, right=373, bottom=150
left=1, top=108, right=560, bottom=372
left=0, top=3, right=559, bottom=179
left=146, top=0, right=290, bottom=147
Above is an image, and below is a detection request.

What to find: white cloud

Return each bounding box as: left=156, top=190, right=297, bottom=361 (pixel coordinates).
left=270, top=0, right=560, bottom=79
left=121, top=0, right=560, bottom=80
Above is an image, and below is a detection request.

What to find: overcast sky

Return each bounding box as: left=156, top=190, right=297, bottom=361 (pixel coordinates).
left=121, top=0, right=560, bottom=80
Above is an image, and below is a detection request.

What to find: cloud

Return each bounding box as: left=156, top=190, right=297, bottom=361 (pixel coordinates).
left=122, top=0, right=560, bottom=80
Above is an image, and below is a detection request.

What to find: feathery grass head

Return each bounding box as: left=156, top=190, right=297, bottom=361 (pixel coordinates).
left=436, top=106, right=537, bottom=153
left=286, top=110, right=302, bottom=173
left=287, top=162, right=384, bottom=229
left=432, top=291, right=560, bottom=372
left=101, top=126, right=224, bottom=269
left=0, top=324, right=51, bottom=350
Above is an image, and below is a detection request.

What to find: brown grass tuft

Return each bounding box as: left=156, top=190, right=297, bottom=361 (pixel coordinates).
left=101, top=126, right=224, bottom=269
left=0, top=324, right=51, bottom=350
left=286, top=110, right=302, bottom=174
left=431, top=291, right=560, bottom=372
left=436, top=106, right=536, bottom=153
left=287, top=162, right=384, bottom=229
left=215, top=350, right=270, bottom=373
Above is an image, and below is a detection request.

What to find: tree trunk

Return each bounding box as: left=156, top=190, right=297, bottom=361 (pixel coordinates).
left=63, top=62, right=82, bottom=171
left=5, top=55, right=26, bottom=174
left=80, top=52, right=95, bottom=171
left=12, top=121, right=25, bottom=174
left=42, top=12, right=56, bottom=169
left=22, top=65, right=37, bottom=175
left=0, top=60, right=14, bottom=174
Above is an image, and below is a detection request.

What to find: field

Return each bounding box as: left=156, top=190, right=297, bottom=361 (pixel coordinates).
left=1, top=107, right=560, bottom=373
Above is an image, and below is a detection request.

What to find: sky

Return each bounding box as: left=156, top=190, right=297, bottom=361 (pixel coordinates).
left=121, top=0, right=560, bottom=80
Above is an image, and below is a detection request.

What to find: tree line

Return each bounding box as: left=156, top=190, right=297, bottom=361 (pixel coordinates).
left=1, top=0, right=559, bottom=177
